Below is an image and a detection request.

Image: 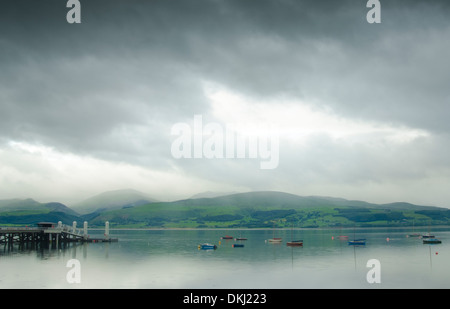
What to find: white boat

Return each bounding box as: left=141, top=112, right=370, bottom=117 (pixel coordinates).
left=268, top=237, right=282, bottom=243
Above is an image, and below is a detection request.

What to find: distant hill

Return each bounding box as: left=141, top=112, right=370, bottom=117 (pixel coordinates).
left=0, top=198, right=78, bottom=215
left=88, top=191, right=449, bottom=228
left=1, top=191, right=448, bottom=228
left=170, top=191, right=441, bottom=211
left=0, top=198, right=42, bottom=211
left=71, top=189, right=158, bottom=214
left=0, top=198, right=79, bottom=225
left=189, top=191, right=240, bottom=199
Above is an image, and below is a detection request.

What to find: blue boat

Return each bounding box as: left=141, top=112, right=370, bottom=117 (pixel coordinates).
left=421, top=234, right=435, bottom=239
left=348, top=239, right=366, bottom=246
left=423, top=238, right=441, bottom=244
left=232, top=244, right=244, bottom=248
left=198, top=243, right=217, bottom=250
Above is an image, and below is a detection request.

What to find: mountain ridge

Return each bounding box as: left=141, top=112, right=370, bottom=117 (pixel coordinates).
left=172, top=191, right=442, bottom=211
left=0, top=190, right=448, bottom=228
left=86, top=190, right=448, bottom=228
left=70, top=188, right=158, bottom=214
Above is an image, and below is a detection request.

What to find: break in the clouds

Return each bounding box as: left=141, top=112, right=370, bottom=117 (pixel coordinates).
left=0, top=0, right=449, bottom=207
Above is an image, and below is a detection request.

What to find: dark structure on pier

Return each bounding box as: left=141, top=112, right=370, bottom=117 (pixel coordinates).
left=0, top=221, right=117, bottom=251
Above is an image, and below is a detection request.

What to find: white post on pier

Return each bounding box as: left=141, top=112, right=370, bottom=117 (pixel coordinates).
left=83, top=221, right=88, bottom=239
left=56, top=221, right=62, bottom=247
left=105, top=221, right=110, bottom=241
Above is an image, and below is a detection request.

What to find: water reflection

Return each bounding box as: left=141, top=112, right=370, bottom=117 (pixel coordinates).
left=0, top=228, right=449, bottom=288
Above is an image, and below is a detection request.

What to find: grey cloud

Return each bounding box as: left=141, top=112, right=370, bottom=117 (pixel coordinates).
left=1, top=0, right=449, bottom=205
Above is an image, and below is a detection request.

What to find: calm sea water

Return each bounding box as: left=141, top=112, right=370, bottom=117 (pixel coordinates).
left=1, top=227, right=450, bottom=289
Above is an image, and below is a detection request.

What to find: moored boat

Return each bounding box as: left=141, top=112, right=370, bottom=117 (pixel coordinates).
left=221, top=235, right=233, bottom=239
left=421, top=234, right=435, bottom=239
left=348, top=239, right=366, bottom=246
left=423, top=238, right=441, bottom=244
left=268, top=237, right=282, bottom=243
left=286, top=240, right=303, bottom=247
left=232, top=244, right=244, bottom=248
left=268, top=223, right=282, bottom=243
left=198, top=243, right=217, bottom=250
left=406, top=220, right=420, bottom=238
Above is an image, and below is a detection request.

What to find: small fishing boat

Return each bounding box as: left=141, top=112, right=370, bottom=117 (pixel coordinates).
left=348, top=239, right=366, bottom=246
left=221, top=235, right=233, bottom=240
left=421, top=222, right=436, bottom=240
left=421, top=234, right=435, bottom=239
left=286, top=224, right=302, bottom=246
left=198, top=243, right=217, bottom=250
left=286, top=240, right=303, bottom=247
left=268, top=223, right=282, bottom=243
left=423, top=238, right=441, bottom=244
left=232, top=244, right=244, bottom=248
left=235, top=237, right=247, bottom=241
left=406, top=220, right=420, bottom=238
left=268, top=237, right=282, bottom=243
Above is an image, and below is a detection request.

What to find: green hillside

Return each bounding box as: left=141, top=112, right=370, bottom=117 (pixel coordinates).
left=1, top=191, right=449, bottom=228
left=0, top=198, right=79, bottom=226
left=86, top=191, right=449, bottom=228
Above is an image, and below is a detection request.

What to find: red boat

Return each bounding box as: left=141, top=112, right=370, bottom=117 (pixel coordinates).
left=286, top=240, right=303, bottom=247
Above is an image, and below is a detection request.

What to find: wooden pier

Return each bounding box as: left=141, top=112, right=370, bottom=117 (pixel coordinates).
left=0, top=221, right=117, bottom=251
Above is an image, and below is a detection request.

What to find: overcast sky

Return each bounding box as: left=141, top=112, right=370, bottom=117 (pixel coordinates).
left=0, top=0, right=449, bottom=207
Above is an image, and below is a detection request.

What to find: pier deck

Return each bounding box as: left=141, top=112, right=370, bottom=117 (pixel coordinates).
left=0, top=221, right=117, bottom=250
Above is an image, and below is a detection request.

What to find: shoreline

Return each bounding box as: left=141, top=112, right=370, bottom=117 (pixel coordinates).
left=88, top=225, right=450, bottom=232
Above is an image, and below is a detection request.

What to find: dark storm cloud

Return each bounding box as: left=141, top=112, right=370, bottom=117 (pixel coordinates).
left=2, top=0, right=449, bottom=147
left=0, top=0, right=217, bottom=163
left=1, top=0, right=449, bottom=204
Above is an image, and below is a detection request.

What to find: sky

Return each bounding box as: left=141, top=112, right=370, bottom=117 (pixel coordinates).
left=0, top=0, right=449, bottom=207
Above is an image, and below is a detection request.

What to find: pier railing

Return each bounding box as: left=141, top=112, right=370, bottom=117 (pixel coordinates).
left=1, top=221, right=115, bottom=248
left=0, top=224, right=82, bottom=234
